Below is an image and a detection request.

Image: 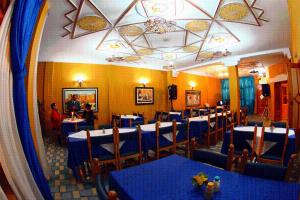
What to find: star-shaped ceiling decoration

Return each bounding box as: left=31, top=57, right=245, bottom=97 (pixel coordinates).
left=62, top=0, right=268, bottom=66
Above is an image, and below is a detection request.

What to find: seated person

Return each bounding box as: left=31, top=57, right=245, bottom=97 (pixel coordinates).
left=82, top=103, right=96, bottom=127
left=50, top=103, right=62, bottom=144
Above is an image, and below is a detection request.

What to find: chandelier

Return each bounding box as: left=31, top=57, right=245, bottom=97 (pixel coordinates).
left=144, top=17, right=176, bottom=34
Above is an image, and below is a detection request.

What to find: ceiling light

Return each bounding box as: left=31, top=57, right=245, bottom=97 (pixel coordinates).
left=144, top=17, right=176, bottom=34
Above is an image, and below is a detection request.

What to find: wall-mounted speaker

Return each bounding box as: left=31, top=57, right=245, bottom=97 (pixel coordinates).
left=262, top=84, right=270, bottom=97
left=168, top=85, right=177, bottom=100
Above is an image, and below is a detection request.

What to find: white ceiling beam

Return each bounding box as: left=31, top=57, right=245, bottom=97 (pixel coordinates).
left=175, top=47, right=291, bottom=72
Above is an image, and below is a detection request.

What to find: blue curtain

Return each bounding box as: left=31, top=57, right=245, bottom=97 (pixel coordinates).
left=240, top=76, right=255, bottom=114
left=221, top=79, right=230, bottom=104
left=221, top=77, right=255, bottom=114
left=10, top=1, right=52, bottom=199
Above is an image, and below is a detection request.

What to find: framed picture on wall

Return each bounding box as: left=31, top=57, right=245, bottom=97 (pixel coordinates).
left=135, top=87, right=154, bottom=105
left=185, top=90, right=201, bottom=107
left=62, top=88, right=98, bottom=114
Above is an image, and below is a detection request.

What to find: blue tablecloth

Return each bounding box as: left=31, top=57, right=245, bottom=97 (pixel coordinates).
left=121, top=117, right=143, bottom=127
left=67, top=130, right=137, bottom=178
left=189, top=120, right=208, bottom=139
left=169, top=114, right=182, bottom=122
left=221, top=129, right=296, bottom=166
left=61, top=121, right=87, bottom=136
left=109, top=155, right=300, bottom=200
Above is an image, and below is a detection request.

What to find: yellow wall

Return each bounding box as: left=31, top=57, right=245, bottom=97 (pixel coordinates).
left=38, top=62, right=221, bottom=128
left=288, top=0, right=300, bottom=63
left=169, top=72, right=221, bottom=110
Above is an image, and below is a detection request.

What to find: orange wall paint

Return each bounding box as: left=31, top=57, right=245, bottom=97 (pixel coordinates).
left=170, top=72, right=221, bottom=110
left=38, top=62, right=221, bottom=128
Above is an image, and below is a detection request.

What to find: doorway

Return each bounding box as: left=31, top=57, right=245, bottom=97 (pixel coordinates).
left=274, top=81, right=288, bottom=121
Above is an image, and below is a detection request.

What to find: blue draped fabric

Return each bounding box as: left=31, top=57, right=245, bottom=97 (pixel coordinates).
left=240, top=76, right=255, bottom=114
left=10, top=1, right=52, bottom=199
left=221, top=77, right=255, bottom=114
left=221, top=79, right=230, bottom=104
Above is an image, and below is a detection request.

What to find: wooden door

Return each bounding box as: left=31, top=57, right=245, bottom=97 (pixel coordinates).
left=280, top=83, right=288, bottom=120
left=288, top=63, right=300, bottom=128
left=256, top=85, right=267, bottom=114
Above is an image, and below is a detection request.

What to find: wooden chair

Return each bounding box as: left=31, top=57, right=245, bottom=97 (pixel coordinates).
left=86, top=129, right=119, bottom=180
left=154, top=121, right=177, bottom=159
left=216, top=110, right=224, bottom=141
left=154, top=111, right=162, bottom=121
left=116, top=126, right=142, bottom=169
left=224, top=110, right=234, bottom=131
left=174, top=119, right=190, bottom=157
left=205, top=113, right=218, bottom=148
left=240, top=149, right=297, bottom=181
left=192, top=144, right=234, bottom=171
left=257, top=126, right=289, bottom=165
left=230, top=124, right=257, bottom=161
left=111, top=113, right=120, bottom=127
left=191, top=108, right=199, bottom=117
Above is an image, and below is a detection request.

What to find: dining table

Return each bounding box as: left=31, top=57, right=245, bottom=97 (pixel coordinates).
left=67, top=128, right=137, bottom=178
left=120, top=115, right=143, bottom=127
left=189, top=112, right=228, bottom=139
left=108, top=155, right=300, bottom=200
left=139, top=122, right=182, bottom=154
left=221, top=126, right=296, bottom=166
left=61, top=117, right=86, bottom=136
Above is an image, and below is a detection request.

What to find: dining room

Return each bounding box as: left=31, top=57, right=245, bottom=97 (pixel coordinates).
left=0, top=0, right=300, bottom=200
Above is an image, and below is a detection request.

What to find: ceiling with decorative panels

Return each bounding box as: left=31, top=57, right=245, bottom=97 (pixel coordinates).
left=39, top=0, right=290, bottom=70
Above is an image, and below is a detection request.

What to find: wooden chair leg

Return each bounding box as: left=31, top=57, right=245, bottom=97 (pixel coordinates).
left=207, top=134, right=210, bottom=149
left=186, top=143, right=190, bottom=158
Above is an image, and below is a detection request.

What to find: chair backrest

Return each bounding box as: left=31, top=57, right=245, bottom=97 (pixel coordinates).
left=208, top=113, right=217, bottom=132
left=247, top=121, right=263, bottom=127
left=191, top=109, right=199, bottom=117
left=161, top=112, right=169, bottom=121
left=271, top=121, right=287, bottom=128
left=217, top=111, right=224, bottom=130
left=258, top=126, right=289, bottom=161
left=184, top=109, right=191, bottom=118
left=155, top=121, right=176, bottom=148
left=115, top=127, right=141, bottom=155
left=225, top=111, right=233, bottom=127
left=132, top=112, right=138, bottom=116
left=176, top=120, right=189, bottom=142
left=240, top=148, right=288, bottom=181
left=154, top=111, right=162, bottom=121
left=192, top=144, right=234, bottom=170
left=87, top=129, right=118, bottom=158
left=231, top=125, right=257, bottom=155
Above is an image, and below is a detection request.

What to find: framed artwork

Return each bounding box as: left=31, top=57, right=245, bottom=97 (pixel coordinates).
left=62, top=88, right=98, bottom=114
left=135, top=87, right=154, bottom=105
left=185, top=90, right=201, bottom=107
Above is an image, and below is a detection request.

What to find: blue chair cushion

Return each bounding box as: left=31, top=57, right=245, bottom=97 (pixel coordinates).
left=244, top=162, right=287, bottom=181
left=271, top=122, right=287, bottom=128
left=192, top=149, right=227, bottom=169
left=247, top=121, right=263, bottom=127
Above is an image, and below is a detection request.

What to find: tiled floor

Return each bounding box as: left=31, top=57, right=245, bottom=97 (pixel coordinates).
left=46, top=141, right=98, bottom=200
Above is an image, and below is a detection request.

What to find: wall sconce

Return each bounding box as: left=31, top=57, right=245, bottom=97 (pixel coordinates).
left=138, top=78, right=149, bottom=87
left=189, top=81, right=196, bottom=90
left=75, top=75, right=85, bottom=87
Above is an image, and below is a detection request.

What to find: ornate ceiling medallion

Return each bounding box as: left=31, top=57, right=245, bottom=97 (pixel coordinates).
left=183, top=45, right=199, bottom=53
left=119, top=25, right=143, bottom=36
left=185, top=20, right=209, bottom=32
left=124, top=55, right=141, bottom=62
left=77, top=16, right=107, bottom=32
left=144, top=17, right=176, bottom=34
left=137, top=48, right=154, bottom=55
left=219, top=3, right=249, bottom=21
